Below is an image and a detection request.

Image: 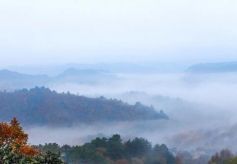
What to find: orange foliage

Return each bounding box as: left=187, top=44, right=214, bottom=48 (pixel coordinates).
left=0, top=117, right=39, bottom=156
left=19, top=145, right=39, bottom=156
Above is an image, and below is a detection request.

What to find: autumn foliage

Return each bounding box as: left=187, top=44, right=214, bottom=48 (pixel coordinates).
left=0, top=117, right=39, bottom=157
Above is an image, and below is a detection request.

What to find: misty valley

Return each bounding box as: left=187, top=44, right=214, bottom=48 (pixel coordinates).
left=2, top=0, right=237, bottom=163
left=0, top=62, right=237, bottom=163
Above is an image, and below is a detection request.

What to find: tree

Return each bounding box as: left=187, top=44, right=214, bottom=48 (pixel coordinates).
left=91, top=137, right=108, bottom=148
left=145, top=144, right=176, bottom=164
left=36, top=151, right=64, bottom=164
left=107, top=135, right=125, bottom=160
left=0, top=117, right=38, bottom=157
left=0, top=118, right=64, bottom=164
left=38, top=143, right=61, bottom=154
left=125, top=138, right=151, bottom=157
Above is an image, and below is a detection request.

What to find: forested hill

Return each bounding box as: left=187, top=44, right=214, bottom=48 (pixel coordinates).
left=0, top=87, right=168, bottom=126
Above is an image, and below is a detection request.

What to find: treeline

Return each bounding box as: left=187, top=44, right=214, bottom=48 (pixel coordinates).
left=0, top=118, right=176, bottom=164
left=37, top=135, right=176, bottom=164
left=1, top=118, right=237, bottom=164
left=37, top=137, right=237, bottom=164
left=0, top=87, right=168, bottom=126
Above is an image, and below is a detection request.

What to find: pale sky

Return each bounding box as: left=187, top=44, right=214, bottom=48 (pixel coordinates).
left=0, top=0, right=237, bottom=66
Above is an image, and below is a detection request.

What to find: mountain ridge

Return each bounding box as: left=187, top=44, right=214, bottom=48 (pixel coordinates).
left=0, top=87, right=168, bottom=126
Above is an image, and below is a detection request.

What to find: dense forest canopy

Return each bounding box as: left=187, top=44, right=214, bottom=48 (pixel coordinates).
left=38, top=135, right=177, bottom=164
left=0, top=87, right=168, bottom=126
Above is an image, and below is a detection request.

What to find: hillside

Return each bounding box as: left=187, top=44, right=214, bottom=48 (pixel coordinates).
left=0, top=87, right=168, bottom=126
left=0, top=69, right=49, bottom=89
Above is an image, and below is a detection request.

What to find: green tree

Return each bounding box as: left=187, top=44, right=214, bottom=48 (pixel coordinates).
left=145, top=144, right=176, bottom=164
left=125, top=138, right=151, bottom=157
left=106, top=135, right=125, bottom=160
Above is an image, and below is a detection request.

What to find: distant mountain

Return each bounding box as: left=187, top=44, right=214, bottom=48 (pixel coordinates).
left=0, top=87, right=168, bottom=126
left=0, top=68, right=117, bottom=90
left=55, top=68, right=116, bottom=84
left=8, top=62, right=188, bottom=76
left=0, top=69, right=48, bottom=79
left=59, top=68, right=103, bottom=76
left=0, top=69, right=49, bottom=90
left=62, top=63, right=187, bottom=73
left=187, top=62, right=237, bottom=73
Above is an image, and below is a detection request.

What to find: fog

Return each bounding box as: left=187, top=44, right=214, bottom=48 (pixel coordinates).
left=1, top=0, right=237, bottom=162
left=24, top=71, right=237, bottom=156
left=50, top=72, right=237, bottom=109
